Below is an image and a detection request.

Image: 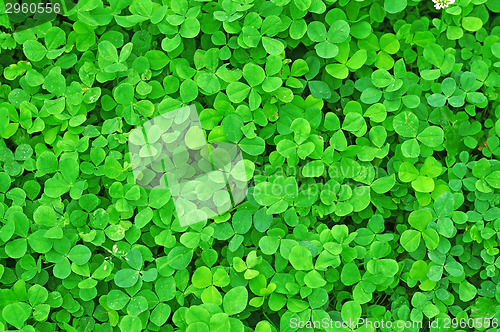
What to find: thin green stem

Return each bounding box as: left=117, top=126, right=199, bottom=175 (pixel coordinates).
left=262, top=310, right=278, bottom=330
left=437, top=10, right=445, bottom=43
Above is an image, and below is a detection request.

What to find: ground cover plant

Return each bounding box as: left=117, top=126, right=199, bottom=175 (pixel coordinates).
left=0, top=0, right=500, bottom=331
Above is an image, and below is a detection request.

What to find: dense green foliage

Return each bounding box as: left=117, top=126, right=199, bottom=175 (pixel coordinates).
left=0, top=0, right=500, bottom=331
